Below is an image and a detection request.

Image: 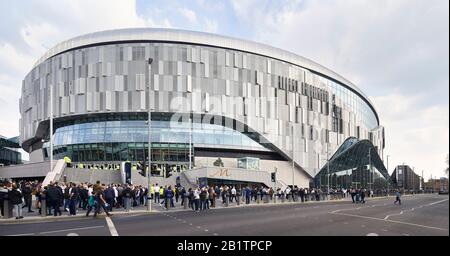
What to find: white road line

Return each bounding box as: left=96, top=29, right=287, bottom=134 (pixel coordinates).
left=6, top=233, right=35, bottom=236
left=105, top=217, right=119, bottom=236
left=330, top=212, right=448, bottom=231
left=40, top=225, right=105, bottom=235
left=384, top=211, right=403, bottom=220
left=427, top=198, right=449, bottom=206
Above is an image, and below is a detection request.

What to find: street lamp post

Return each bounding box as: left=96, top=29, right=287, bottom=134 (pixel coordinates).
left=368, top=148, right=372, bottom=191
left=147, top=58, right=153, bottom=212
left=387, top=155, right=390, bottom=197
left=322, top=143, right=330, bottom=194
left=189, top=112, right=193, bottom=171
left=50, top=81, right=53, bottom=173
left=291, top=125, right=295, bottom=187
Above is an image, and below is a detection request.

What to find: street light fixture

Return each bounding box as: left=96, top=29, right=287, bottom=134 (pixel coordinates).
left=321, top=143, right=330, bottom=194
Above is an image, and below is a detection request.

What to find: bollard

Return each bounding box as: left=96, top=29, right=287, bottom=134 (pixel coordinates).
left=236, top=196, right=240, bottom=206
left=263, top=195, right=268, bottom=203
left=225, top=196, right=229, bottom=207
left=274, top=195, right=277, bottom=204
left=3, top=200, right=12, bottom=219
left=281, top=195, right=285, bottom=203
left=165, top=199, right=169, bottom=210
left=41, top=200, right=47, bottom=217
left=183, top=199, right=187, bottom=209
left=257, top=194, right=260, bottom=204
left=288, top=194, right=293, bottom=202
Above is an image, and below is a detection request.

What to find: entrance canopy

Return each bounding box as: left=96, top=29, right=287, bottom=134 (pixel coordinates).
left=318, top=137, right=390, bottom=180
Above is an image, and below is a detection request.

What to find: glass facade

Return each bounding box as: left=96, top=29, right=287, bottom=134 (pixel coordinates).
left=315, top=138, right=390, bottom=193
left=0, top=137, right=21, bottom=166
left=43, top=116, right=268, bottom=164
left=51, top=120, right=266, bottom=150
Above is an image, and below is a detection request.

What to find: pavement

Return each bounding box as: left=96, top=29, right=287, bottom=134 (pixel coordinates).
left=0, top=194, right=448, bottom=236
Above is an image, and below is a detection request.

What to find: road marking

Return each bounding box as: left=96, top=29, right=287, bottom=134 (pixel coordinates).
left=330, top=212, right=448, bottom=231
left=403, top=233, right=410, bottom=236
left=39, top=225, right=105, bottom=235
left=105, top=217, right=119, bottom=236
left=367, top=233, right=379, bottom=236
left=66, top=233, right=79, bottom=236
left=204, top=229, right=209, bottom=232
left=384, top=211, right=403, bottom=220
left=213, top=233, right=219, bottom=236
left=6, top=233, right=35, bottom=236
left=382, top=229, right=388, bottom=232
left=427, top=198, right=449, bottom=206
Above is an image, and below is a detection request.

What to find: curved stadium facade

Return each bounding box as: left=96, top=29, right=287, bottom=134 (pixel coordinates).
left=19, top=28, right=388, bottom=189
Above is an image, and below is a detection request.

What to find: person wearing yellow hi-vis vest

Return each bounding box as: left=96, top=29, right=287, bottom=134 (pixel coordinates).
left=150, top=184, right=155, bottom=200
left=159, top=187, right=164, bottom=200
left=63, top=156, right=72, bottom=167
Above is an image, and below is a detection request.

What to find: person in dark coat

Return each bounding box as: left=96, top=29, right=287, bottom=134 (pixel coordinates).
left=0, top=181, right=9, bottom=217
left=104, top=185, right=115, bottom=212
left=165, top=186, right=174, bottom=208
left=68, top=183, right=79, bottom=216
left=79, top=185, right=88, bottom=210
left=21, top=182, right=33, bottom=213
left=46, top=184, right=63, bottom=216
left=8, top=183, right=24, bottom=219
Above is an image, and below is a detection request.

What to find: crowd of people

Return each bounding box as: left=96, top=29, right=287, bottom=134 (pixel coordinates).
left=1, top=178, right=404, bottom=219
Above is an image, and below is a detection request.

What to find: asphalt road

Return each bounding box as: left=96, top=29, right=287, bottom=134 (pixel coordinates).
left=1, top=194, right=448, bottom=236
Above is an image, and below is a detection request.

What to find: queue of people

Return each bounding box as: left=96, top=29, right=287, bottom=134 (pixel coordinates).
left=1, top=177, right=401, bottom=220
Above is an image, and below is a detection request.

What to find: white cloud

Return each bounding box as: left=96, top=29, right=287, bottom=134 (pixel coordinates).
left=372, top=93, right=449, bottom=179
left=230, top=0, right=449, bottom=179
left=204, top=18, right=218, bottom=33
left=178, top=7, right=198, bottom=24
left=0, top=0, right=154, bottom=141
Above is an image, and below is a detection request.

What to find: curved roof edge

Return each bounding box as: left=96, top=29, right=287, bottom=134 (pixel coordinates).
left=31, top=27, right=378, bottom=124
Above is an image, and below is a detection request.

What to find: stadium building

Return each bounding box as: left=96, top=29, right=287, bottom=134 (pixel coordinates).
left=18, top=28, right=389, bottom=188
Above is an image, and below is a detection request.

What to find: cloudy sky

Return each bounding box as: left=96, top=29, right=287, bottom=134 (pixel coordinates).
left=0, top=0, right=448, bottom=180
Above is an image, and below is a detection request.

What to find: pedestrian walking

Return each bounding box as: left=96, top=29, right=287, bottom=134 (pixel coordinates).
left=21, top=182, right=33, bottom=213
left=394, top=190, right=402, bottom=205
left=360, top=189, right=366, bottom=204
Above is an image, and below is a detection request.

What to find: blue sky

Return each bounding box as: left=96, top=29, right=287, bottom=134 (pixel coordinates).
left=0, top=0, right=448, bottom=180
